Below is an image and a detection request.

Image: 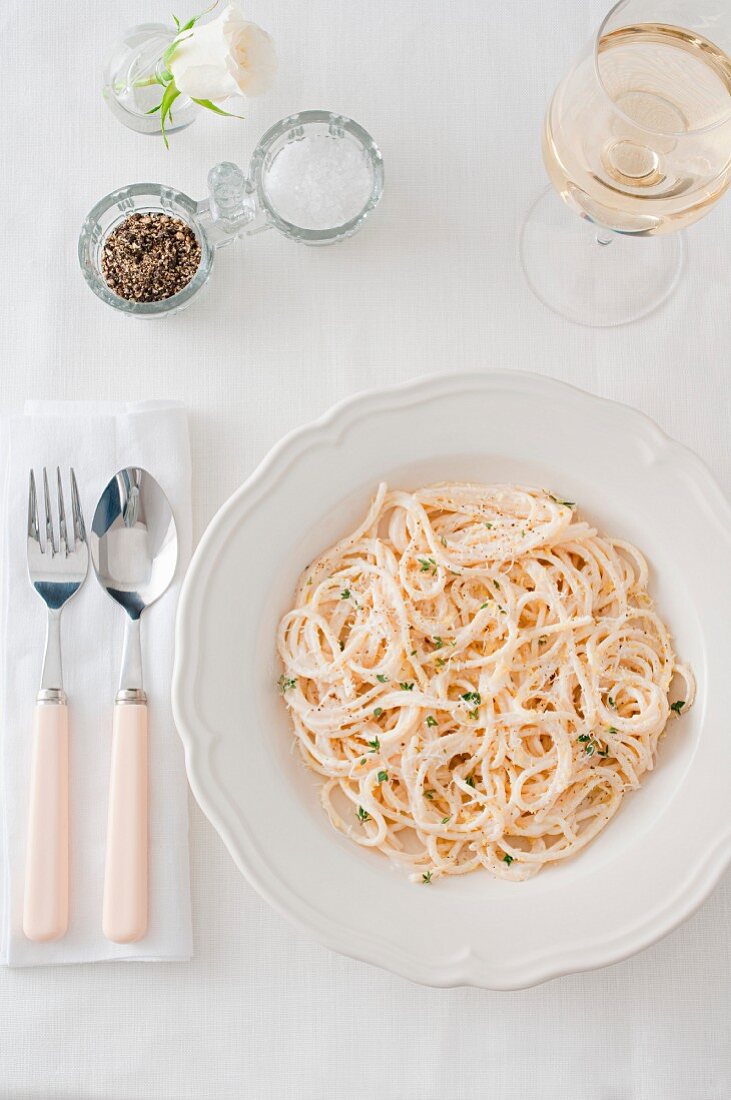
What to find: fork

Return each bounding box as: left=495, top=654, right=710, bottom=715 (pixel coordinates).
left=23, top=468, right=88, bottom=942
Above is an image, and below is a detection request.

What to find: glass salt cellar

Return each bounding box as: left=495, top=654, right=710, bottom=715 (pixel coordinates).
left=78, top=111, right=384, bottom=317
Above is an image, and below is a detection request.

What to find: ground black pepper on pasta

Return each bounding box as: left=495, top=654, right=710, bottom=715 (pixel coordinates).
left=101, top=212, right=201, bottom=302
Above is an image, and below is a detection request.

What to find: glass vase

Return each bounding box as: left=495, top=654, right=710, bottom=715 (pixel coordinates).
left=102, top=23, right=197, bottom=136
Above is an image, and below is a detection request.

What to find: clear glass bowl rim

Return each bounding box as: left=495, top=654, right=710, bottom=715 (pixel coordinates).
left=249, top=109, right=385, bottom=242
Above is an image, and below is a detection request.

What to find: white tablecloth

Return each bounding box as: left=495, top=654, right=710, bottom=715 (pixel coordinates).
left=0, top=1, right=729, bottom=1097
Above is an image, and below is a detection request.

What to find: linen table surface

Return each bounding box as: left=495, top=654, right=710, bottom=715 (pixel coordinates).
left=0, top=1, right=728, bottom=1098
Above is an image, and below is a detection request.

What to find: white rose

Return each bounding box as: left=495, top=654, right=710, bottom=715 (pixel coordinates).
left=169, top=4, right=277, bottom=102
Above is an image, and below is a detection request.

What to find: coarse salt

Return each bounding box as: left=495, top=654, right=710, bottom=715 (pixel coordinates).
left=264, top=134, right=374, bottom=231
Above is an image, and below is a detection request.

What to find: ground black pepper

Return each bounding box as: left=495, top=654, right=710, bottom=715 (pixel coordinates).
left=101, top=212, right=201, bottom=303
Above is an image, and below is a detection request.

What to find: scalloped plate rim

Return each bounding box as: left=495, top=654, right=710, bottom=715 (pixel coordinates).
left=173, top=370, right=731, bottom=988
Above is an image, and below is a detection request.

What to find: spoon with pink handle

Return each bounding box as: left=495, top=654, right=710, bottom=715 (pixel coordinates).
left=90, top=468, right=177, bottom=943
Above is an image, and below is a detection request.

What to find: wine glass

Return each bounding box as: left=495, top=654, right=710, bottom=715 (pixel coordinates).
left=520, top=1, right=731, bottom=326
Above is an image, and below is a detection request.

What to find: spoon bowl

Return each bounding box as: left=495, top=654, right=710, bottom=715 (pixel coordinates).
left=91, top=467, right=177, bottom=619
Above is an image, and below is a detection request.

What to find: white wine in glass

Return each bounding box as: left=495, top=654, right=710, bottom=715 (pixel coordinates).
left=521, top=1, right=731, bottom=326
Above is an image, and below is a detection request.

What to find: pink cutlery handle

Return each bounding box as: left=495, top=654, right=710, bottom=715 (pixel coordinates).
left=103, top=702, right=148, bottom=944
left=23, top=703, right=69, bottom=942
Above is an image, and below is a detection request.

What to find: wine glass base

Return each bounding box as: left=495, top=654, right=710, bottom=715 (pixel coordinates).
left=520, top=187, right=683, bottom=328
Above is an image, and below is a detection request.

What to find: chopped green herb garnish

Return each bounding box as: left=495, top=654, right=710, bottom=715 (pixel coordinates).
left=367, top=737, right=380, bottom=752
left=340, top=589, right=351, bottom=600
left=467, top=708, right=479, bottom=721
left=502, top=853, right=514, bottom=866
left=426, top=716, right=438, bottom=727
left=410, top=649, right=417, bottom=656
left=493, top=579, right=500, bottom=590
left=356, top=806, right=370, bottom=822
left=277, top=675, right=297, bottom=694
left=435, top=657, right=446, bottom=668
left=440, top=535, right=447, bottom=547
left=373, top=707, right=383, bottom=719
left=424, top=789, right=435, bottom=800
left=465, top=773, right=475, bottom=788
left=400, top=682, right=414, bottom=691
left=376, top=674, right=388, bottom=683
left=607, top=726, right=618, bottom=735
left=670, top=700, right=685, bottom=715
left=422, top=871, right=433, bottom=884
left=480, top=602, right=489, bottom=610
left=598, top=747, right=609, bottom=757
left=607, top=696, right=616, bottom=709
left=549, top=494, right=575, bottom=508
left=577, top=734, right=590, bottom=743
left=432, top=636, right=444, bottom=649
left=418, top=557, right=437, bottom=575
left=377, top=770, right=389, bottom=783
left=460, top=691, right=481, bottom=705
left=441, top=816, right=450, bottom=824
left=585, top=743, right=596, bottom=757
left=484, top=522, right=493, bottom=530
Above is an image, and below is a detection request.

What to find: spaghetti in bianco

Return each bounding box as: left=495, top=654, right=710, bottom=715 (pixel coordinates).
left=277, top=483, right=694, bottom=882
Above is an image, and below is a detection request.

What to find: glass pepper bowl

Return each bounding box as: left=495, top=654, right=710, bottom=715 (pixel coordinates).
left=78, top=111, right=384, bottom=317
left=78, top=183, right=214, bottom=318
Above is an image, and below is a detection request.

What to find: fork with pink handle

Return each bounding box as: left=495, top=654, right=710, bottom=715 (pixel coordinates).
left=23, top=468, right=88, bottom=941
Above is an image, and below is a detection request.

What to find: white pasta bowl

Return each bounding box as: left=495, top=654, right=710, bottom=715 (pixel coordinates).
left=172, top=372, right=731, bottom=988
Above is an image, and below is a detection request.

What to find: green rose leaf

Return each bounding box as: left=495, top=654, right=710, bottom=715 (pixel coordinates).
left=191, top=97, right=246, bottom=120
left=159, top=80, right=182, bottom=148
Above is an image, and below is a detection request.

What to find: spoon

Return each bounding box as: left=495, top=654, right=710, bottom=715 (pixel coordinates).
left=91, top=467, right=177, bottom=943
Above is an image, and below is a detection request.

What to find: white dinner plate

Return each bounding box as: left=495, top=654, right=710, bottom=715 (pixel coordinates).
left=172, top=371, right=731, bottom=988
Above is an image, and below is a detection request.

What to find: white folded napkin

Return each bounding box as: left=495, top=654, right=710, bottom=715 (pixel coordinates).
left=0, top=400, right=193, bottom=965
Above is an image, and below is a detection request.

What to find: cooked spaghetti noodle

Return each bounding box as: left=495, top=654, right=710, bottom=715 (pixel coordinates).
left=277, top=483, right=694, bottom=882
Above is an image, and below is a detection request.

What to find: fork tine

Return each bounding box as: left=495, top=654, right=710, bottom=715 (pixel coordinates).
left=42, top=467, right=56, bottom=555
left=70, top=468, right=86, bottom=544
left=57, top=467, right=68, bottom=555
left=27, top=470, right=40, bottom=543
